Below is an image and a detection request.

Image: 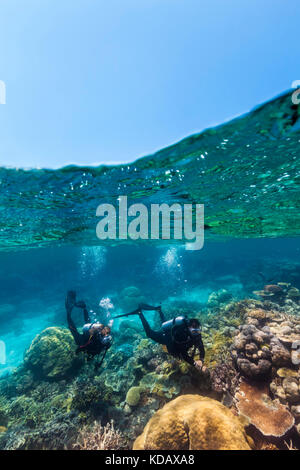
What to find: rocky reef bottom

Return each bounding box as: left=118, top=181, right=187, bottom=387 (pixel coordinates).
left=0, top=283, right=300, bottom=450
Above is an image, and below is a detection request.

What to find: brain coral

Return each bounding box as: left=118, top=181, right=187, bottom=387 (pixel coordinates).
left=24, top=327, right=81, bottom=379
left=133, top=394, right=252, bottom=450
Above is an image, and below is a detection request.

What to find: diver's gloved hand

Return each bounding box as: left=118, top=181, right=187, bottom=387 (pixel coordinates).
left=76, top=300, right=86, bottom=309
left=195, top=360, right=206, bottom=373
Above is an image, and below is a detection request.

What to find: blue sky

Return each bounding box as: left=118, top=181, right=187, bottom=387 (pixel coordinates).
left=0, top=0, right=298, bottom=168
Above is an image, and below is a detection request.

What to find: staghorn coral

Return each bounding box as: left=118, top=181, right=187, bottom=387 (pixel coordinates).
left=133, top=394, right=252, bottom=450
left=73, top=420, right=128, bottom=450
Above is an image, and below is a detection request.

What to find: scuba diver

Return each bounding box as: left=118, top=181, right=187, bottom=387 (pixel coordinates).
left=114, top=304, right=206, bottom=372
left=65, top=290, right=112, bottom=370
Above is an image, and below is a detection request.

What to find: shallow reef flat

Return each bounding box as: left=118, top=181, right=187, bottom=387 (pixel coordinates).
left=0, top=281, right=299, bottom=450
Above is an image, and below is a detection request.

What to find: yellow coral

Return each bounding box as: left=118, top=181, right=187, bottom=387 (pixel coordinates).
left=204, top=331, right=231, bottom=367
left=125, top=387, right=143, bottom=407
left=133, top=394, right=252, bottom=450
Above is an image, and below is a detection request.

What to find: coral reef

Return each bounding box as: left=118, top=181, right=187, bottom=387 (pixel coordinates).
left=254, top=282, right=300, bottom=306
left=133, top=394, right=252, bottom=450
left=230, top=306, right=300, bottom=379
left=207, top=289, right=233, bottom=310
left=270, top=370, right=300, bottom=407
left=1, top=285, right=300, bottom=450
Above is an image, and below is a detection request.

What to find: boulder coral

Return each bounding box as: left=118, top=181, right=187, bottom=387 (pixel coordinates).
left=270, top=368, right=300, bottom=406
left=119, top=286, right=145, bottom=312
left=133, top=394, right=252, bottom=450
left=230, top=308, right=299, bottom=379
left=24, top=327, right=81, bottom=379
left=125, top=387, right=143, bottom=407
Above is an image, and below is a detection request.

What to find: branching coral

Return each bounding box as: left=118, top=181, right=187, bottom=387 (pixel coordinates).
left=73, top=420, right=127, bottom=450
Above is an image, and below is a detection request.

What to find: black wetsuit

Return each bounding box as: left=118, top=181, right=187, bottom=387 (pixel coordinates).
left=66, top=293, right=111, bottom=358
left=137, top=304, right=205, bottom=366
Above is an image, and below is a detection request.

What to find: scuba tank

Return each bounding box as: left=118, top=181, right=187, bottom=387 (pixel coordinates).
left=161, top=316, right=191, bottom=345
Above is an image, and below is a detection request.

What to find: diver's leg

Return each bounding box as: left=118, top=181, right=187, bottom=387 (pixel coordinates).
left=75, top=299, right=90, bottom=323
left=139, top=304, right=166, bottom=323
left=157, top=306, right=166, bottom=323
left=65, top=290, right=76, bottom=312
left=66, top=292, right=83, bottom=346
left=66, top=308, right=83, bottom=345
left=139, top=311, right=165, bottom=345
left=83, top=306, right=90, bottom=324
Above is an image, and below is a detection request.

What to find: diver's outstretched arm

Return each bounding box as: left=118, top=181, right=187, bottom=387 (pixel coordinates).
left=197, top=335, right=205, bottom=361
left=181, top=351, right=196, bottom=367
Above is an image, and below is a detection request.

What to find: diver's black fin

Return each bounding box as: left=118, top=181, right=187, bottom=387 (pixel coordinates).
left=65, top=290, right=76, bottom=311
left=113, top=308, right=141, bottom=319
left=139, top=303, right=161, bottom=311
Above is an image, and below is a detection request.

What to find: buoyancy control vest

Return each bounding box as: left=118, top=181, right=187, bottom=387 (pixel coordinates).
left=161, top=316, right=192, bottom=346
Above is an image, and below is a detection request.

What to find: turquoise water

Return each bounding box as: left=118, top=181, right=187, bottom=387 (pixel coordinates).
left=0, top=90, right=299, bottom=449
left=0, top=92, right=299, bottom=251
left=0, top=237, right=299, bottom=377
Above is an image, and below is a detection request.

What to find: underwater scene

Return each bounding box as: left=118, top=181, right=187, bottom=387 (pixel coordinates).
left=0, top=91, right=300, bottom=450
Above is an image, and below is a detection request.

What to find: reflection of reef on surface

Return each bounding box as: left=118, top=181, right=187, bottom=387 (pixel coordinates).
left=0, top=282, right=299, bottom=450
